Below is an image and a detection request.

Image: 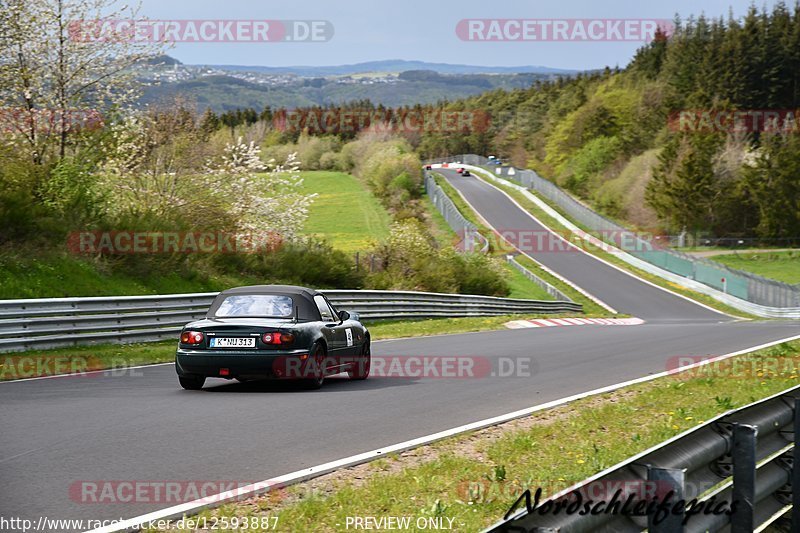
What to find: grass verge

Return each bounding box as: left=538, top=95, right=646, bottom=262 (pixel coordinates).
left=711, top=251, right=800, bottom=285
left=298, top=171, right=392, bottom=253
left=144, top=340, right=800, bottom=532
left=501, top=262, right=554, bottom=301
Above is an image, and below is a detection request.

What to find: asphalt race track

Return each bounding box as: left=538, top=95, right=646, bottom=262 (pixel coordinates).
left=2, top=170, right=798, bottom=531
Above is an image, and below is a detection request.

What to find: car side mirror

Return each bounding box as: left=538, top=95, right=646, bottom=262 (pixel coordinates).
left=338, top=310, right=350, bottom=321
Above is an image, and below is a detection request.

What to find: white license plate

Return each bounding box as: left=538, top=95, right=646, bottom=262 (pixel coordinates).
left=210, top=337, right=256, bottom=348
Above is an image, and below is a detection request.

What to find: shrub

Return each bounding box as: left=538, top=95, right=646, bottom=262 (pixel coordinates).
left=40, top=158, right=105, bottom=229
left=367, top=220, right=509, bottom=295
left=210, top=238, right=364, bottom=289
left=562, top=135, right=622, bottom=192
left=452, top=252, right=510, bottom=296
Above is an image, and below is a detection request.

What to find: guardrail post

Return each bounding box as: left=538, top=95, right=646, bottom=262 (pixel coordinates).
left=731, top=423, right=757, bottom=533
left=647, top=466, right=685, bottom=533
left=793, top=398, right=800, bottom=533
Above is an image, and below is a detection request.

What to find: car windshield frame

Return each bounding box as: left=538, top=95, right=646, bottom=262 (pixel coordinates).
left=211, top=294, right=295, bottom=319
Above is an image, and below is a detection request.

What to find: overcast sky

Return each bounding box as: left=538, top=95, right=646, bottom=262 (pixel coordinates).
left=134, top=0, right=785, bottom=70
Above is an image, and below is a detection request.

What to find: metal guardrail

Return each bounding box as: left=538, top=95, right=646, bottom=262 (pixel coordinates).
left=435, top=155, right=800, bottom=310
left=486, top=384, right=800, bottom=532
left=0, top=290, right=582, bottom=352
left=426, top=171, right=572, bottom=303
left=425, top=173, right=489, bottom=253
left=506, top=256, right=573, bottom=302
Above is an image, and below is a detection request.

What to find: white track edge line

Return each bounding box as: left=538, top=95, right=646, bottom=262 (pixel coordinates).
left=85, top=332, right=800, bottom=533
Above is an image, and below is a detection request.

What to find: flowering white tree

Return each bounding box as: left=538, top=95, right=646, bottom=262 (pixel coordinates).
left=204, top=138, right=316, bottom=243
left=101, top=117, right=315, bottom=243
left=0, top=0, right=163, bottom=163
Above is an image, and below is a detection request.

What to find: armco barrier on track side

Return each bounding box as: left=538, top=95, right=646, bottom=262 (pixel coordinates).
left=426, top=173, right=489, bottom=253
left=431, top=155, right=800, bottom=318
left=425, top=172, right=571, bottom=302
left=0, top=290, right=582, bottom=352
left=487, top=384, right=800, bottom=532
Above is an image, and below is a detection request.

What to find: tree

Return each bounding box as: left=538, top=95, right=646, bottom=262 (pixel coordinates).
left=0, top=0, right=162, bottom=163
left=743, top=133, right=800, bottom=239
left=645, top=134, right=724, bottom=234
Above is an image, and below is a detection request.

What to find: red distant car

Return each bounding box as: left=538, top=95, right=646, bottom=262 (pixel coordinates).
left=456, top=168, right=464, bottom=174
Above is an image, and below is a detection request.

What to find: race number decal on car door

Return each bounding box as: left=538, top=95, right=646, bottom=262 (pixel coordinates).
left=345, top=328, right=353, bottom=347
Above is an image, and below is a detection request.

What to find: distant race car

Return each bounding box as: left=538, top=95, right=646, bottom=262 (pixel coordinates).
left=425, top=165, right=432, bottom=170
left=175, top=285, right=370, bottom=390
left=456, top=168, right=464, bottom=174
left=462, top=170, right=471, bottom=176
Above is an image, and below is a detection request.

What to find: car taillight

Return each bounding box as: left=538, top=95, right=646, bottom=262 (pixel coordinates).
left=262, top=332, right=294, bottom=345
left=181, top=331, right=204, bottom=345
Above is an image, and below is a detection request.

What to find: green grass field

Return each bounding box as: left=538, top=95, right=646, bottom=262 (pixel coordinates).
left=502, top=262, right=553, bottom=300
left=711, top=251, right=800, bottom=285
left=298, top=171, right=392, bottom=253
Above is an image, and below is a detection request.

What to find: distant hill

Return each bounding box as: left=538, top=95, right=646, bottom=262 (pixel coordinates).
left=204, top=59, right=576, bottom=76
left=140, top=73, right=555, bottom=111
left=137, top=58, right=575, bottom=111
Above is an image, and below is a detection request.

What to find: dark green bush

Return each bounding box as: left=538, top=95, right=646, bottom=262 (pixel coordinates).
left=210, top=239, right=364, bottom=289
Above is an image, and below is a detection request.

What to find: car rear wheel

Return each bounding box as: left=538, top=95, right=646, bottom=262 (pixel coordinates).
left=302, top=344, right=326, bottom=390
left=179, top=375, right=205, bottom=390
left=348, top=340, right=370, bottom=380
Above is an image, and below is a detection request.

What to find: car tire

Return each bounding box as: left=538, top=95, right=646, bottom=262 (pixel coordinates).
left=179, top=375, right=205, bottom=390
left=302, top=343, right=326, bottom=390
left=348, top=340, right=370, bottom=380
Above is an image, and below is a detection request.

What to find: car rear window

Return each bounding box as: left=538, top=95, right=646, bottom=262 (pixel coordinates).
left=214, top=294, right=294, bottom=317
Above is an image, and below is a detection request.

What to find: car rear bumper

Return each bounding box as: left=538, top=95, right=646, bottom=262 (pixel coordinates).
left=176, top=348, right=311, bottom=379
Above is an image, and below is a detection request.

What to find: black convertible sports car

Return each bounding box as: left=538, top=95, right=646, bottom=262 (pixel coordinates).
left=175, top=285, right=370, bottom=390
